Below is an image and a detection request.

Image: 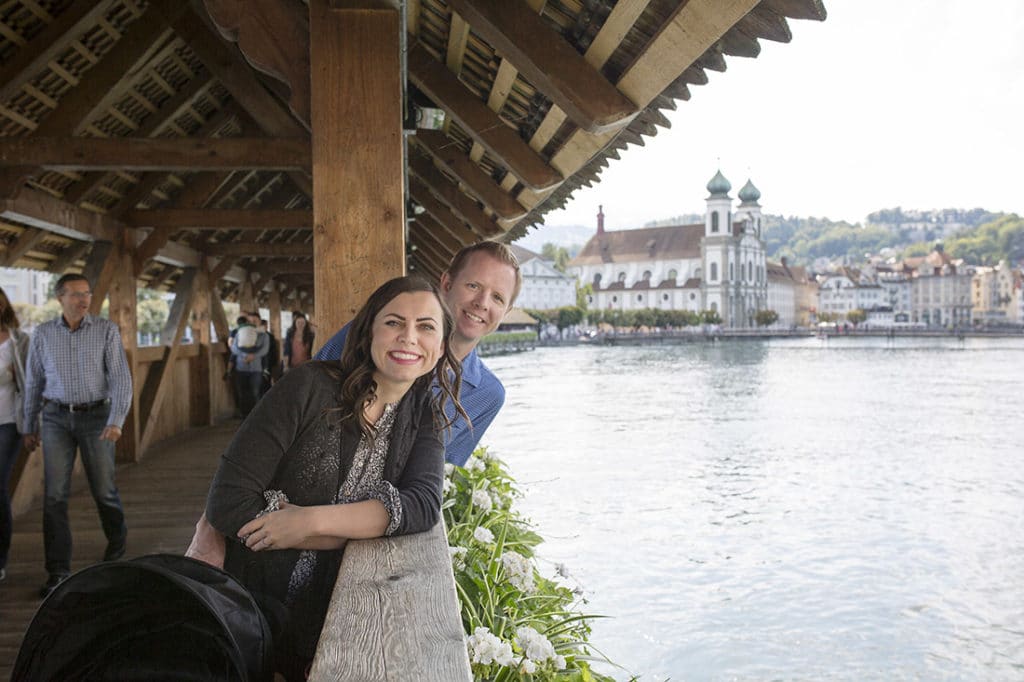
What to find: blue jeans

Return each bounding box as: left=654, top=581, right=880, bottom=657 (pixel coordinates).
left=41, top=402, right=126, bottom=575
left=0, top=422, right=19, bottom=571
left=233, top=370, right=263, bottom=417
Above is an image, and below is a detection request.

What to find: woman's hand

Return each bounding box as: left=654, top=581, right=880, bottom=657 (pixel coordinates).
left=238, top=501, right=312, bottom=551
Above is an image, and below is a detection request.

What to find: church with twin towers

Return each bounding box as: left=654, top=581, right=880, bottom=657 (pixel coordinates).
left=568, top=169, right=807, bottom=328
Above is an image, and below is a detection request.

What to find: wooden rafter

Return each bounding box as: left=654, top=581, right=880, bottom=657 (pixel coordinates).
left=411, top=131, right=527, bottom=221
left=408, top=155, right=502, bottom=238
left=124, top=209, right=312, bottom=230
left=205, top=242, right=311, bottom=257
left=445, top=0, right=638, bottom=134
left=0, top=137, right=311, bottom=171
left=408, top=43, right=561, bottom=191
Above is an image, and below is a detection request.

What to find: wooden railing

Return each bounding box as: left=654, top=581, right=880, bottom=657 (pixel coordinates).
left=310, top=520, right=472, bottom=681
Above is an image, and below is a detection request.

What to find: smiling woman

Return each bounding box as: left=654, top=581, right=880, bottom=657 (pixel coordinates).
left=197, top=276, right=470, bottom=681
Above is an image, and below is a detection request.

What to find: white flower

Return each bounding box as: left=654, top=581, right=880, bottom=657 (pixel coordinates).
left=471, top=489, right=493, bottom=511
left=467, top=456, right=486, bottom=472
left=490, top=490, right=504, bottom=508
left=514, top=625, right=556, bottom=663
left=554, top=655, right=566, bottom=670
left=473, top=526, right=494, bottom=544
left=555, top=562, right=571, bottom=578
left=479, top=448, right=497, bottom=462
left=501, top=551, right=535, bottom=593
left=442, top=478, right=452, bottom=494
left=449, top=546, right=468, bottom=571
left=520, top=659, right=537, bottom=674
left=466, top=627, right=513, bottom=667
left=444, top=463, right=455, bottom=477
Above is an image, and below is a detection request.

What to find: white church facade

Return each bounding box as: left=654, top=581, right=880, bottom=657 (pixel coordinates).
left=568, top=170, right=778, bottom=328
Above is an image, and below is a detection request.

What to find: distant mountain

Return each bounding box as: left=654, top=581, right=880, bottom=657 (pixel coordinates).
left=513, top=223, right=595, bottom=256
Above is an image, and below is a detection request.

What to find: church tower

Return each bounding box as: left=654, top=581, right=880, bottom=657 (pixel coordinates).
left=701, top=170, right=733, bottom=325
left=735, top=179, right=763, bottom=237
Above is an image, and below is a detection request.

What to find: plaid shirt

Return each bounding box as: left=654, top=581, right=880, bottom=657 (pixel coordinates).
left=23, top=313, right=133, bottom=430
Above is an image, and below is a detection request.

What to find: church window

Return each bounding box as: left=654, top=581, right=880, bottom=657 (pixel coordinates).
left=710, top=302, right=718, bottom=313
left=637, top=294, right=643, bottom=302
left=642, top=270, right=652, bottom=280
left=593, top=273, right=602, bottom=287
left=663, top=294, right=669, bottom=301
left=667, top=268, right=678, bottom=282
left=618, top=272, right=627, bottom=282
left=748, top=262, right=753, bottom=281
left=612, top=296, right=618, bottom=303
left=730, top=263, right=734, bottom=281
left=690, top=293, right=696, bottom=301
left=711, top=213, right=719, bottom=233
left=710, top=262, right=718, bottom=281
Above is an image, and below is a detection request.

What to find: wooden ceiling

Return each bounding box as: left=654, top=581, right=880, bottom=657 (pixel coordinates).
left=0, top=0, right=825, bottom=306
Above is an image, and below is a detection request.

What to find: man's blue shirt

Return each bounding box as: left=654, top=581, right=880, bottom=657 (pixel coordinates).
left=314, top=324, right=504, bottom=466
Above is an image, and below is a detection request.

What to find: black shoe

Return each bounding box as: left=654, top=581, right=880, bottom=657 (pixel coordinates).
left=104, top=536, right=126, bottom=561
left=39, top=573, right=68, bottom=598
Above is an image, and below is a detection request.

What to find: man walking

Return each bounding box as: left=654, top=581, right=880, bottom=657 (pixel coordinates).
left=23, top=274, right=133, bottom=597
left=315, top=242, right=521, bottom=465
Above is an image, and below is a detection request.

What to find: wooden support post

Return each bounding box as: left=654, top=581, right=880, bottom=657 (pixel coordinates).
left=310, top=0, right=404, bottom=351
left=138, top=268, right=198, bottom=454
left=189, top=264, right=215, bottom=426
left=268, top=283, right=282, bottom=371
left=106, top=236, right=140, bottom=463
left=238, top=277, right=256, bottom=315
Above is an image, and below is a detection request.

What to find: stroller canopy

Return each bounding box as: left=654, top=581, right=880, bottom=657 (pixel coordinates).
left=13, top=554, right=273, bottom=682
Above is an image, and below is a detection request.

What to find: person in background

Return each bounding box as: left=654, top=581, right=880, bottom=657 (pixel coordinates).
left=259, top=319, right=279, bottom=395
left=0, top=286, right=30, bottom=584
left=282, top=311, right=314, bottom=372
left=22, top=274, right=133, bottom=598
left=314, top=241, right=521, bottom=466
left=201, top=276, right=467, bottom=679
left=231, top=314, right=267, bottom=418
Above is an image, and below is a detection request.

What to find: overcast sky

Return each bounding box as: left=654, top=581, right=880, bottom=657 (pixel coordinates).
left=537, top=0, right=1024, bottom=232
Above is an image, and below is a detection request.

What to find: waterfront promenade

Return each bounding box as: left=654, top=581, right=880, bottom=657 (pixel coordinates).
left=0, top=421, right=235, bottom=677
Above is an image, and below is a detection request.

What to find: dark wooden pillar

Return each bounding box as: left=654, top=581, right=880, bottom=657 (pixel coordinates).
left=310, top=0, right=405, bottom=348
left=190, top=263, right=214, bottom=426
left=105, top=234, right=140, bottom=463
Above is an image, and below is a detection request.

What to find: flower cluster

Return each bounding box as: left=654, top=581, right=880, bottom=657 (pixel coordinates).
left=444, top=446, right=618, bottom=681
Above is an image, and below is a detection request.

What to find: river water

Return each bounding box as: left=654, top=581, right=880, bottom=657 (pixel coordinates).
left=481, top=336, right=1024, bottom=681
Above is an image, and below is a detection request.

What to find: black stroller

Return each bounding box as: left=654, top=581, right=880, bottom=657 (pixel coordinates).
left=12, top=554, right=273, bottom=681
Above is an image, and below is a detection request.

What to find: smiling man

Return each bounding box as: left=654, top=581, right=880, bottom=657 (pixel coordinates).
left=314, top=242, right=521, bottom=466
left=22, top=273, right=133, bottom=598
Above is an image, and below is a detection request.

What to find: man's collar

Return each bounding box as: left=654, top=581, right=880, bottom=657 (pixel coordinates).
left=60, top=313, right=93, bottom=329
left=460, top=347, right=483, bottom=387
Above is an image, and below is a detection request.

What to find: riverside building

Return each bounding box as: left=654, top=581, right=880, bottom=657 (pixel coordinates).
left=568, top=170, right=809, bottom=328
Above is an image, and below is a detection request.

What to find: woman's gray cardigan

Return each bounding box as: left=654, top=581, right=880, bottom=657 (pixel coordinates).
left=205, top=361, right=444, bottom=660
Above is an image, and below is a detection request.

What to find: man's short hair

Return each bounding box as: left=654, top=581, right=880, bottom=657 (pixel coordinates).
left=236, top=315, right=249, bottom=326
left=55, top=273, right=90, bottom=296
left=446, top=241, right=522, bottom=307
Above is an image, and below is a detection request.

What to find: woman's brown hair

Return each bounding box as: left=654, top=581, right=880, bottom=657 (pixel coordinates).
left=0, top=286, right=20, bottom=331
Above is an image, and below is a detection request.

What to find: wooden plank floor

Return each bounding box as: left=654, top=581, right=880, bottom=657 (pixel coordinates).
left=0, top=419, right=240, bottom=678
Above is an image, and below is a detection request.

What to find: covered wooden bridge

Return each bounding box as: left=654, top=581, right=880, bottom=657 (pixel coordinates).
left=0, top=0, right=825, bottom=677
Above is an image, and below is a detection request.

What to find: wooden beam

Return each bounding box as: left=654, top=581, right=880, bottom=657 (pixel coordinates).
left=106, top=237, right=140, bottom=462
left=48, top=239, right=92, bottom=274
left=139, top=267, right=197, bottom=454
left=205, top=242, right=312, bottom=257
left=124, top=208, right=312, bottom=229
left=203, top=0, right=311, bottom=124
left=445, top=0, right=637, bottom=134
left=0, top=137, right=311, bottom=171
left=408, top=43, right=561, bottom=191
left=63, top=72, right=214, bottom=206
left=209, top=256, right=237, bottom=283
left=515, top=0, right=762, bottom=215
left=155, top=0, right=312, bottom=197
left=411, top=131, right=527, bottom=221
left=0, top=1, right=116, bottom=105
left=1, top=189, right=118, bottom=242
left=310, top=0, right=404, bottom=345
left=411, top=217, right=460, bottom=257
left=132, top=226, right=175, bottom=276
left=36, top=4, right=184, bottom=138
left=2, top=227, right=47, bottom=267
left=409, top=192, right=479, bottom=249
left=157, top=1, right=307, bottom=137
left=82, top=241, right=117, bottom=315
left=408, top=155, right=502, bottom=238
